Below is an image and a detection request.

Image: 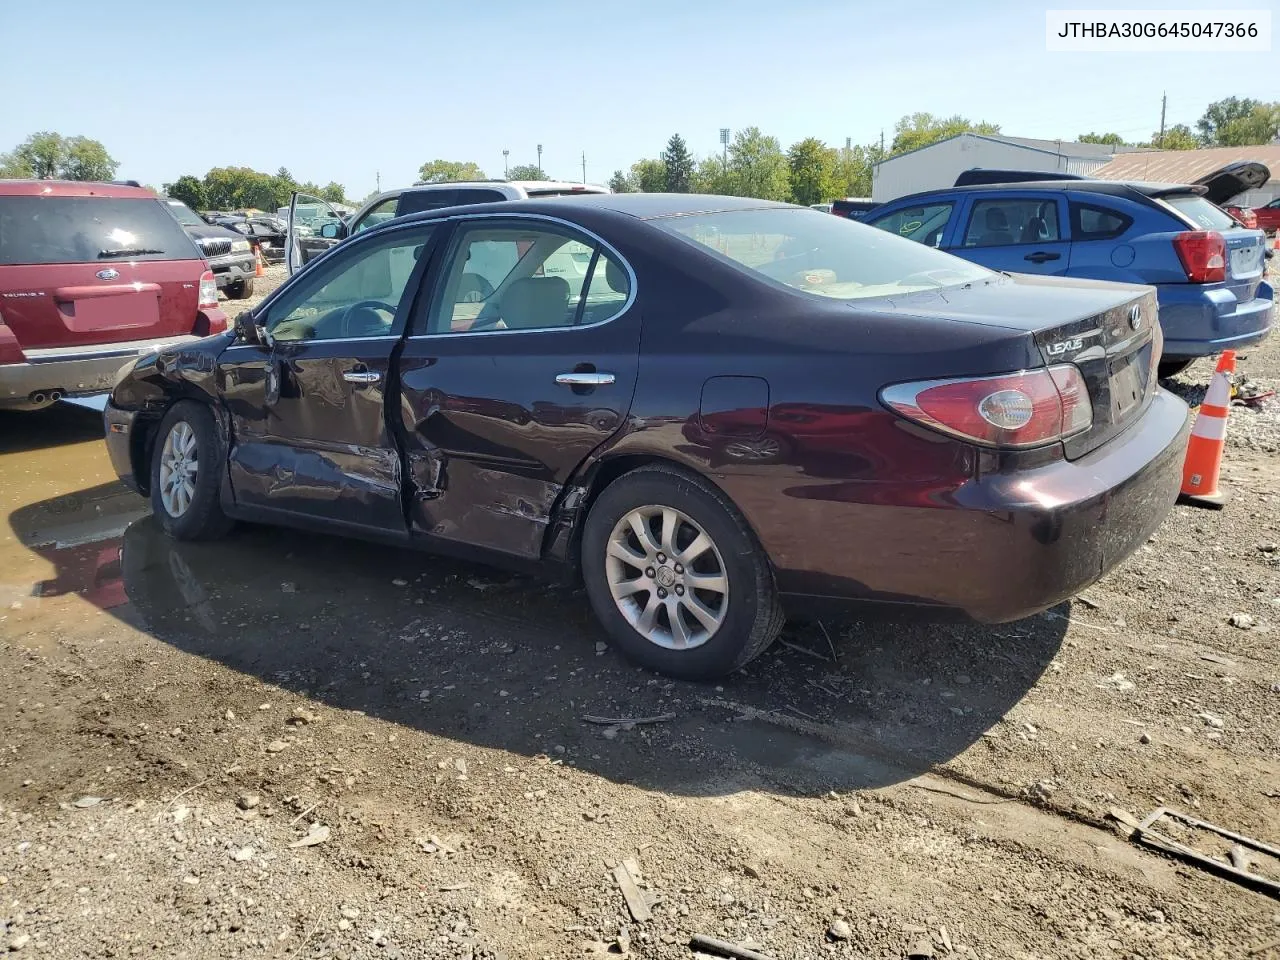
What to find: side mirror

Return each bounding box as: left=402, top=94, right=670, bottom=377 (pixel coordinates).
left=320, top=222, right=342, bottom=239
left=233, top=311, right=258, bottom=344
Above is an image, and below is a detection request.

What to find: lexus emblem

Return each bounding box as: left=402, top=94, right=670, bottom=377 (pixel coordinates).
left=96, top=268, right=120, bottom=281
left=1128, top=305, right=1143, bottom=331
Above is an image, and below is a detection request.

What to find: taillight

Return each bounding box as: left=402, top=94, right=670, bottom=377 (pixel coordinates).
left=197, top=270, right=219, bottom=308
left=881, top=365, right=1093, bottom=449
left=1172, top=231, right=1226, bottom=283
left=0, top=314, right=25, bottom=366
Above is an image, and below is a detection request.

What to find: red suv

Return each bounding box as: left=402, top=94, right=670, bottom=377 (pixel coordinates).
left=0, top=180, right=226, bottom=411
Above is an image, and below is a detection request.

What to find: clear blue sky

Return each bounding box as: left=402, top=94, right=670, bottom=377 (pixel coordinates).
left=1, top=0, right=1275, bottom=197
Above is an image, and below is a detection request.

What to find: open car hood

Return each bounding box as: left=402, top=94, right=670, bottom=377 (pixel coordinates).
left=1193, top=160, right=1271, bottom=205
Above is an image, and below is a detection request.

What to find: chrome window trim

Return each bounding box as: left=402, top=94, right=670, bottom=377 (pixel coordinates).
left=409, top=211, right=638, bottom=339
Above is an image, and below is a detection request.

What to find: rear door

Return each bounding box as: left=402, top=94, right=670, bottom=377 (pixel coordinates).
left=396, top=215, right=640, bottom=559
left=949, top=194, right=1071, bottom=275
left=0, top=194, right=203, bottom=350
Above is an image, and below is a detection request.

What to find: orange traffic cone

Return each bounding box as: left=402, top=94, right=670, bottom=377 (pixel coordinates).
left=254, top=245, right=265, bottom=278
left=1177, top=350, right=1235, bottom=509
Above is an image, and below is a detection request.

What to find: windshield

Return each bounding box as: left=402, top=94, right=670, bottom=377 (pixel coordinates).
left=653, top=207, right=993, bottom=300
left=1164, top=194, right=1239, bottom=231
left=0, top=196, right=197, bottom=265
left=163, top=200, right=205, bottom=227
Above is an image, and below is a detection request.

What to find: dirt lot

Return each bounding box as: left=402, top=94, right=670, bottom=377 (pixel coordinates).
left=1, top=262, right=1278, bottom=959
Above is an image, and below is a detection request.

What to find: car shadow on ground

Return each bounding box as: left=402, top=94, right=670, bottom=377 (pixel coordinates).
left=9, top=479, right=1067, bottom=799
left=1, top=406, right=107, bottom=454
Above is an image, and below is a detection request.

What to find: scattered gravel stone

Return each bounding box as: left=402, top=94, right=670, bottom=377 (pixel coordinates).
left=828, top=919, right=852, bottom=941
left=1229, top=613, right=1256, bottom=629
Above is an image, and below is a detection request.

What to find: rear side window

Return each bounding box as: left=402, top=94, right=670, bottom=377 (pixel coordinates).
left=1162, top=194, right=1237, bottom=231
left=1071, top=202, right=1132, bottom=240
left=0, top=196, right=198, bottom=265
left=866, top=202, right=954, bottom=246
left=452, top=188, right=508, bottom=205
left=963, top=198, right=1061, bottom=247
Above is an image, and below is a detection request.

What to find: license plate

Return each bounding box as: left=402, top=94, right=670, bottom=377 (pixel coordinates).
left=1231, top=243, right=1260, bottom=275
left=1110, top=351, right=1146, bottom=420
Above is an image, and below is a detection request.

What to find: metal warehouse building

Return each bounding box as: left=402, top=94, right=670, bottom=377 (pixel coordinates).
left=1089, top=145, right=1280, bottom=209
left=871, top=133, right=1147, bottom=202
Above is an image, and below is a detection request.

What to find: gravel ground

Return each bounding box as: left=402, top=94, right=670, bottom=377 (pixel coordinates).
left=0, top=257, right=1277, bottom=959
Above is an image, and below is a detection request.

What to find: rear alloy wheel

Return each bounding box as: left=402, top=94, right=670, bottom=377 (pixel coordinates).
left=582, top=465, right=784, bottom=679
left=149, top=401, right=233, bottom=541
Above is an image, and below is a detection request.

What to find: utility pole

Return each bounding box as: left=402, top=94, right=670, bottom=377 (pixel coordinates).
left=1158, top=92, right=1167, bottom=147
left=536, top=144, right=543, bottom=179
left=879, top=130, right=885, bottom=154
left=503, top=149, right=509, bottom=178
left=376, top=170, right=380, bottom=192
left=582, top=151, right=586, bottom=183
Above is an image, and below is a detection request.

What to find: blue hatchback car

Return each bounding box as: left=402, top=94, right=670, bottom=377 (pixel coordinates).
left=863, top=180, right=1273, bottom=376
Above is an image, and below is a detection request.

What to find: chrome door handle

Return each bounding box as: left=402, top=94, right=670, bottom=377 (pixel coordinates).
left=343, top=370, right=382, bottom=384
left=555, top=372, right=615, bottom=386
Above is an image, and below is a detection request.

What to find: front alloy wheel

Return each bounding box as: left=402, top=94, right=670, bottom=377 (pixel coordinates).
left=158, top=421, right=198, bottom=518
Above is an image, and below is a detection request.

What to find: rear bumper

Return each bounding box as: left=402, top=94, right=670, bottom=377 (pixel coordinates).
left=1158, top=280, right=1273, bottom=357
left=747, top=389, right=1190, bottom=622
left=0, top=334, right=207, bottom=406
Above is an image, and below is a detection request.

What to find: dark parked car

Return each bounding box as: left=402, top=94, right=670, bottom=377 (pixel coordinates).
left=103, top=195, right=1189, bottom=679
left=0, top=179, right=225, bottom=411
left=830, top=198, right=879, bottom=220
left=162, top=199, right=258, bottom=299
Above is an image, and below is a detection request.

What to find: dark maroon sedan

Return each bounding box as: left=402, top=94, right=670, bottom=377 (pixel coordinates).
left=102, top=195, right=1189, bottom=679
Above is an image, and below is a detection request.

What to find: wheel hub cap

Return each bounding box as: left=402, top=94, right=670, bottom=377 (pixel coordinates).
left=158, top=421, right=198, bottom=518
left=604, top=505, right=729, bottom=651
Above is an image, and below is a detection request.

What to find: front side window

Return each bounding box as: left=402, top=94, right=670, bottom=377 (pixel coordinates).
left=267, top=227, right=432, bottom=342
left=654, top=207, right=990, bottom=300
left=866, top=202, right=954, bottom=246
left=963, top=198, right=1061, bottom=247
left=0, top=196, right=197, bottom=265
left=425, top=221, right=631, bottom=334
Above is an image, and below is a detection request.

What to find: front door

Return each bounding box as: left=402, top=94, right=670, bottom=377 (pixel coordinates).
left=396, top=216, right=641, bottom=559
left=286, top=192, right=345, bottom=275
left=948, top=194, right=1071, bottom=276
left=223, top=222, right=438, bottom=535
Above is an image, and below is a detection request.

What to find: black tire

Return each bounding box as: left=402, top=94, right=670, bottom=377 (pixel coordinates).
left=149, top=401, right=233, bottom=542
left=1158, top=358, right=1195, bottom=379
left=227, top=278, right=255, bottom=300
left=581, top=464, right=784, bottom=679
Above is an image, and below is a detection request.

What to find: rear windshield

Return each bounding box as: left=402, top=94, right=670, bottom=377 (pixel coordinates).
left=0, top=196, right=198, bottom=265
left=1163, top=194, right=1238, bottom=231
left=653, top=207, right=992, bottom=300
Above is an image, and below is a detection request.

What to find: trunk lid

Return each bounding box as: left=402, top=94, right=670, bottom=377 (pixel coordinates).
left=1193, top=160, right=1271, bottom=205
left=872, top=274, right=1159, bottom=458
left=0, top=194, right=205, bottom=350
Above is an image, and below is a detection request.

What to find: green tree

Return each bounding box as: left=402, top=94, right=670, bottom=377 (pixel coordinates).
left=692, top=155, right=732, bottom=194
left=12, top=132, right=65, bottom=179
left=608, top=169, right=635, bottom=193
left=630, top=158, right=667, bottom=192
left=833, top=143, right=877, bottom=198
left=1077, top=132, right=1126, bottom=146
left=890, top=113, right=1000, bottom=155
left=661, top=134, right=694, bottom=193
left=320, top=182, right=346, bottom=203
left=0, top=151, right=33, bottom=178
left=60, top=136, right=118, bottom=181
left=1152, top=123, right=1199, bottom=150
left=417, top=159, right=487, bottom=183
left=1196, top=97, right=1257, bottom=145
left=1217, top=103, right=1280, bottom=146
left=727, top=127, right=789, bottom=201
left=203, top=166, right=283, bottom=210
left=506, top=163, right=543, bottom=181
left=166, top=175, right=207, bottom=210
left=787, top=137, right=840, bottom=206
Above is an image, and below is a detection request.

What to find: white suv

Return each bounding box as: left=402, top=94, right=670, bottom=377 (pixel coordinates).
left=286, top=180, right=610, bottom=274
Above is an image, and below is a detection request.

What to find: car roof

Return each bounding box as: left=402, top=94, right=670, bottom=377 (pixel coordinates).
left=879, top=179, right=1207, bottom=206
left=372, top=193, right=796, bottom=228
left=0, top=179, right=157, bottom=199
left=404, top=180, right=609, bottom=193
